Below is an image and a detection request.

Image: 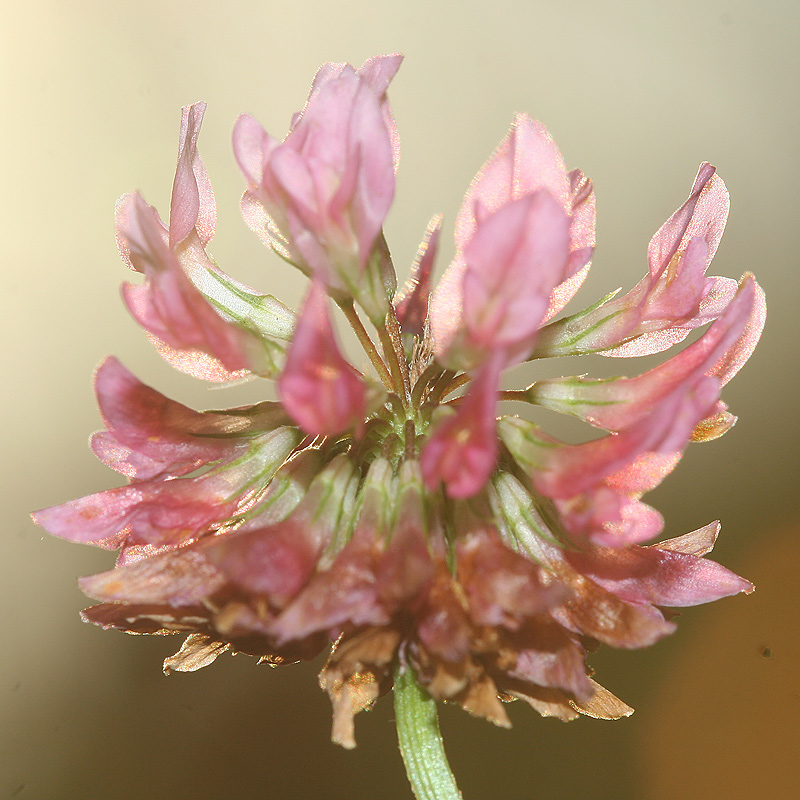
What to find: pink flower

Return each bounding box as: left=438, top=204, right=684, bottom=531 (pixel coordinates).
left=393, top=214, right=441, bottom=338
left=430, top=115, right=595, bottom=369
left=118, top=103, right=293, bottom=382
left=524, top=274, right=765, bottom=436
left=420, top=353, right=502, bottom=498
left=566, top=521, right=753, bottom=609
left=119, top=192, right=262, bottom=376
left=500, top=373, right=724, bottom=545
left=233, top=55, right=402, bottom=320
left=169, top=101, right=217, bottom=250
left=89, top=356, right=271, bottom=481
left=533, top=163, right=737, bottom=359
left=277, top=281, right=369, bottom=436
left=34, top=55, right=765, bottom=766
left=33, top=425, right=300, bottom=549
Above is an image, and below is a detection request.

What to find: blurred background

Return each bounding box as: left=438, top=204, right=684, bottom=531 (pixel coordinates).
left=3, top=1, right=798, bottom=798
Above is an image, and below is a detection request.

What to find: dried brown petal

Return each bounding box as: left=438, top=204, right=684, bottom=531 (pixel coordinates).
left=415, top=569, right=472, bottom=661
left=329, top=672, right=381, bottom=749
left=417, top=651, right=474, bottom=698
left=457, top=671, right=511, bottom=728
left=213, top=599, right=273, bottom=638
left=508, top=684, right=580, bottom=721
left=690, top=410, right=736, bottom=442
left=81, top=602, right=211, bottom=634
left=163, top=633, right=231, bottom=674
left=653, top=520, right=720, bottom=556
left=319, top=627, right=401, bottom=748
left=569, top=678, right=634, bottom=719
left=556, top=574, right=675, bottom=648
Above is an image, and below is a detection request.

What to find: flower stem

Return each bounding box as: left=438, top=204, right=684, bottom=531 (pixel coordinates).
left=439, top=372, right=470, bottom=399
left=394, top=664, right=463, bottom=800
left=384, top=305, right=411, bottom=398
left=339, top=301, right=394, bottom=391
left=410, top=363, right=444, bottom=407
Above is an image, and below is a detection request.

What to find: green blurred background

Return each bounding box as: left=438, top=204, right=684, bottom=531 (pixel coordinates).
left=3, top=1, right=798, bottom=798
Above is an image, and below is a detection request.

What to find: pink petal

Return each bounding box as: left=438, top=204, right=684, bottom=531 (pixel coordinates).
left=203, top=518, right=321, bottom=607
left=566, top=544, right=753, bottom=607
left=556, top=490, right=665, bottom=546
left=566, top=168, right=596, bottom=254
left=303, top=55, right=402, bottom=172
left=79, top=546, right=226, bottom=605
left=544, top=262, right=590, bottom=321
left=706, top=274, right=766, bottom=386
left=233, top=115, right=297, bottom=261
left=92, top=357, right=241, bottom=477
left=376, top=512, right=436, bottom=608
left=277, top=282, right=367, bottom=436
left=355, top=53, right=403, bottom=171
left=394, top=214, right=441, bottom=337
left=454, top=114, right=570, bottom=252
left=356, top=53, right=404, bottom=95
left=337, top=82, right=396, bottom=268
left=461, top=191, right=571, bottom=352
left=604, top=452, right=682, bottom=494
left=647, top=162, right=728, bottom=279
left=427, top=255, right=467, bottom=367
left=169, top=101, right=216, bottom=249
left=535, top=376, right=721, bottom=499
left=271, top=534, right=389, bottom=644
left=420, top=355, right=501, bottom=498
left=431, top=191, right=571, bottom=369
left=89, top=431, right=177, bottom=481
left=232, top=113, right=279, bottom=188
left=529, top=275, right=761, bottom=431
left=143, top=336, right=252, bottom=383
left=542, top=169, right=596, bottom=322
left=119, top=194, right=264, bottom=375
left=509, top=629, right=593, bottom=701
left=596, top=273, right=738, bottom=359
left=32, top=428, right=299, bottom=548
left=268, top=145, right=319, bottom=232
left=643, top=236, right=710, bottom=322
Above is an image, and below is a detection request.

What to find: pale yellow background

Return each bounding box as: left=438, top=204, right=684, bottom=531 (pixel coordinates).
left=3, top=1, right=797, bottom=798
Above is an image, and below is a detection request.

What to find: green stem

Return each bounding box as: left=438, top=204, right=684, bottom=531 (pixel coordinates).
left=394, top=665, right=463, bottom=800
left=410, top=363, right=444, bottom=407
left=440, top=373, right=470, bottom=399
left=385, top=305, right=411, bottom=398
left=378, top=326, right=405, bottom=399
left=378, top=315, right=410, bottom=405
left=425, top=370, right=461, bottom=407
left=339, top=302, right=394, bottom=391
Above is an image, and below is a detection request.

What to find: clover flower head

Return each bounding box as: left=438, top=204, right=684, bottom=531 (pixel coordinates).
left=34, top=54, right=765, bottom=792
